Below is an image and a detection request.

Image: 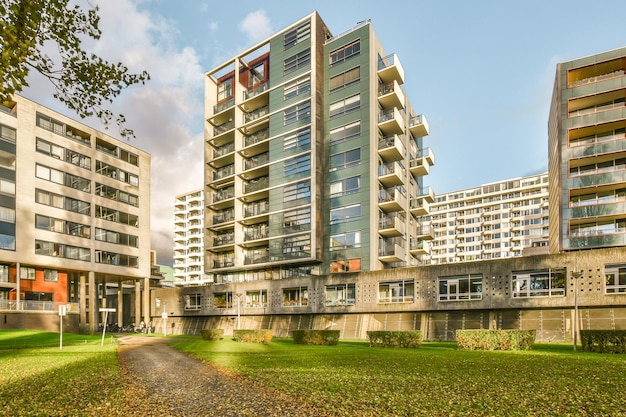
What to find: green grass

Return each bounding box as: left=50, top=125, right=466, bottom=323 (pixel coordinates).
left=0, top=330, right=123, bottom=417
left=172, top=338, right=626, bottom=417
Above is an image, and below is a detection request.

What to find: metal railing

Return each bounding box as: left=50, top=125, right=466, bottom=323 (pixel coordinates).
left=0, top=300, right=79, bottom=312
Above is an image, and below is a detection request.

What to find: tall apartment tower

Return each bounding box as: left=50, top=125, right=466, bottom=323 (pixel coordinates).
left=173, top=189, right=208, bottom=285
left=548, top=47, right=626, bottom=253
left=426, top=173, right=549, bottom=264
left=0, top=95, right=151, bottom=332
left=204, top=12, right=432, bottom=283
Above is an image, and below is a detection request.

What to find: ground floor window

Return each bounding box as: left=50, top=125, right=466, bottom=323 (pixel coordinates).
left=605, top=264, right=626, bottom=294
left=283, top=287, right=308, bottom=307
left=184, top=293, right=202, bottom=310
left=439, top=274, right=482, bottom=301
left=512, top=268, right=565, bottom=298
left=325, top=283, right=356, bottom=306
left=246, top=290, right=267, bottom=308
left=213, top=292, right=232, bottom=309
left=378, top=280, right=414, bottom=303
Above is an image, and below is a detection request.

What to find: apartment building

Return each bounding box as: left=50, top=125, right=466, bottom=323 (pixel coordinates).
left=549, top=47, right=626, bottom=253
left=426, top=173, right=549, bottom=264
left=0, top=95, right=151, bottom=333
left=173, top=189, right=209, bottom=285
left=204, top=12, right=432, bottom=285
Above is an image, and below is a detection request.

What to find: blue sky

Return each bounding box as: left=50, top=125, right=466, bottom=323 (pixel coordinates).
left=21, top=0, right=626, bottom=265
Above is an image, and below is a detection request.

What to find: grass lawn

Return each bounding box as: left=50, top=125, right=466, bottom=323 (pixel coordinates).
left=172, top=338, right=626, bottom=417
left=0, top=330, right=123, bottom=417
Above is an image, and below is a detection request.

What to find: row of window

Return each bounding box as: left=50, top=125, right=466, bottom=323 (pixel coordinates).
left=188, top=265, right=626, bottom=310
left=34, top=239, right=138, bottom=267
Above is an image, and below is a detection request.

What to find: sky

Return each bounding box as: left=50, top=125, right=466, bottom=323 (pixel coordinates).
left=20, top=0, right=626, bottom=266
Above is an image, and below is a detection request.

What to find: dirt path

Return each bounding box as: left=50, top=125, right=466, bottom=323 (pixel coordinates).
left=114, top=336, right=325, bottom=417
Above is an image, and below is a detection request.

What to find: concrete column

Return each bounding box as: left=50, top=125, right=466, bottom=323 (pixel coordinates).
left=79, top=274, right=86, bottom=333
left=15, top=262, right=20, bottom=310
left=88, top=271, right=96, bottom=334
left=117, top=281, right=123, bottom=326
left=143, top=277, right=150, bottom=324
left=134, top=280, right=141, bottom=326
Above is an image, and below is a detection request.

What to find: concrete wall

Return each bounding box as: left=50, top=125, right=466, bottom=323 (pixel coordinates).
left=0, top=312, right=79, bottom=333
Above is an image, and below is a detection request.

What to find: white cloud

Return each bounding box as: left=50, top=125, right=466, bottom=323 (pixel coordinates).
left=238, top=10, right=272, bottom=43
left=87, top=0, right=205, bottom=266
left=207, top=21, right=218, bottom=31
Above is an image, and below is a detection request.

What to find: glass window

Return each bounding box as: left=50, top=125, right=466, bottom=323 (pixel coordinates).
left=20, top=266, right=36, bottom=280
left=329, top=67, right=360, bottom=91
left=245, top=290, right=268, bottom=308
left=283, top=287, right=308, bottom=306
left=284, top=77, right=311, bottom=100
left=378, top=280, right=414, bottom=303
left=44, top=269, right=58, bottom=282
left=330, top=121, right=360, bottom=143
left=325, top=283, right=356, bottom=306
left=217, top=78, right=233, bottom=102
left=284, top=22, right=310, bottom=49
left=330, top=94, right=360, bottom=118
left=213, top=292, right=232, bottom=309
left=284, top=49, right=311, bottom=74
left=330, top=40, right=360, bottom=66
left=330, top=231, right=361, bottom=250
left=605, top=264, right=626, bottom=294
left=512, top=268, right=566, bottom=298
left=283, top=128, right=311, bottom=151
left=0, top=178, right=15, bottom=196
left=283, top=180, right=311, bottom=203
left=284, top=154, right=310, bottom=176
left=330, top=176, right=360, bottom=197
left=185, top=293, right=203, bottom=310
left=0, top=264, right=8, bottom=282
left=330, top=148, right=360, bottom=171
left=438, top=274, right=483, bottom=301
left=283, top=207, right=311, bottom=230
left=330, top=204, right=361, bottom=224
left=283, top=101, right=311, bottom=125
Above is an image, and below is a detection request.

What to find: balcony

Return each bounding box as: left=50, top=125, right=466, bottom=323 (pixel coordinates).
left=378, top=239, right=406, bottom=263
left=415, top=186, right=435, bottom=204
left=409, top=147, right=435, bottom=177
left=213, top=97, right=235, bottom=115
left=378, top=80, right=405, bottom=110
left=213, top=120, right=235, bottom=137
left=241, top=224, right=270, bottom=248
left=241, top=128, right=270, bottom=157
left=241, top=81, right=270, bottom=112
left=409, top=114, right=429, bottom=138
left=379, top=212, right=406, bottom=237
left=415, top=223, right=434, bottom=240
left=210, top=186, right=234, bottom=210
left=240, top=200, right=270, bottom=225
left=378, top=134, right=405, bottom=162
left=378, top=186, right=407, bottom=212
left=212, top=232, right=234, bottom=248
left=211, top=209, right=234, bottom=229
left=378, top=161, right=405, bottom=187
left=378, top=107, right=404, bottom=135
left=212, top=257, right=235, bottom=269
left=241, top=176, right=269, bottom=202
left=210, top=164, right=235, bottom=187
left=209, top=141, right=235, bottom=168
left=409, top=197, right=430, bottom=217
left=240, top=151, right=270, bottom=180
left=239, top=105, right=269, bottom=135
left=378, top=53, right=405, bottom=85
left=410, top=237, right=430, bottom=255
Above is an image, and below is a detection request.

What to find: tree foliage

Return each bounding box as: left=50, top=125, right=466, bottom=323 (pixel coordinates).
left=0, top=0, right=149, bottom=137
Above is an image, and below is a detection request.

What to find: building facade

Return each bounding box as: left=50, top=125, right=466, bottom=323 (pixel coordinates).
left=549, top=47, right=626, bottom=253
left=203, top=12, right=432, bottom=286
left=426, top=173, right=549, bottom=264
left=173, top=189, right=209, bottom=285
left=0, top=95, right=152, bottom=333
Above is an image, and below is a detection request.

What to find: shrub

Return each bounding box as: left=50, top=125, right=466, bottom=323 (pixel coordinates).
left=233, top=329, right=273, bottom=344
left=581, top=330, right=626, bottom=354
left=200, top=329, right=224, bottom=341
left=292, top=330, right=340, bottom=346
left=366, top=331, right=423, bottom=348
left=456, top=329, right=536, bottom=351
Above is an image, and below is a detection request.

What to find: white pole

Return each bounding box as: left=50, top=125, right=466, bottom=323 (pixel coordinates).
left=59, top=313, right=63, bottom=350
left=101, top=310, right=108, bottom=346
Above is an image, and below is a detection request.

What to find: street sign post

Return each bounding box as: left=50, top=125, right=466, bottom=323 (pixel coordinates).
left=58, top=305, right=67, bottom=350
left=99, top=308, right=116, bottom=346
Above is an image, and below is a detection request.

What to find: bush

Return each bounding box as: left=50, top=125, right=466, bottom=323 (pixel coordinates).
left=456, top=329, right=536, bottom=351
left=581, top=330, right=626, bottom=354
left=366, top=331, right=423, bottom=348
left=200, top=329, right=224, bottom=341
left=233, top=329, right=273, bottom=344
left=292, top=330, right=340, bottom=346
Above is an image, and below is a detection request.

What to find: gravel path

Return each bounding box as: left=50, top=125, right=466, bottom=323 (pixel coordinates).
left=114, top=336, right=326, bottom=417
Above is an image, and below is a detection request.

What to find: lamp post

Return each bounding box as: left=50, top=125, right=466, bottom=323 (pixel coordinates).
left=572, top=270, right=583, bottom=351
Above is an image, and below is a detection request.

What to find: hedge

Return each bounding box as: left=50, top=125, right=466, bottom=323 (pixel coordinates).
left=233, top=329, right=273, bottom=344
left=456, top=329, right=536, bottom=351
left=200, top=329, right=224, bottom=341
left=581, top=330, right=626, bottom=354
left=366, top=331, right=422, bottom=348
left=292, top=330, right=340, bottom=345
